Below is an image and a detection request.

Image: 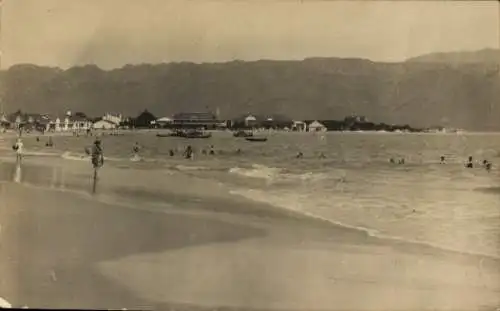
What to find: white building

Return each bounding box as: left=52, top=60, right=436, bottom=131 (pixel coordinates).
left=244, top=115, right=257, bottom=127
left=102, top=113, right=123, bottom=125
left=93, top=120, right=117, bottom=130
left=308, top=120, right=327, bottom=132
left=292, top=120, right=307, bottom=132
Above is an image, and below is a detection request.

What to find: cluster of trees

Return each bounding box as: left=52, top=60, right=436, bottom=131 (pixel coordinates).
left=119, top=110, right=157, bottom=128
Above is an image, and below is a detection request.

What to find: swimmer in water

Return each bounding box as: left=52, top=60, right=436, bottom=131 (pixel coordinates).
left=133, top=142, right=140, bottom=154
left=466, top=156, right=473, bottom=168
left=319, top=152, right=326, bottom=159
left=296, top=152, right=303, bottom=159
left=483, top=160, right=492, bottom=172
left=169, top=149, right=175, bottom=157
left=183, top=145, right=194, bottom=160
left=209, top=145, right=215, bottom=155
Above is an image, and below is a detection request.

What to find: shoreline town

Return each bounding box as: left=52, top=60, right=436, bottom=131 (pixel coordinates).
left=0, top=109, right=461, bottom=135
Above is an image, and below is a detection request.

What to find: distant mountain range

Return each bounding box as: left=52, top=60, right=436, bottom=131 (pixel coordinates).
left=406, top=48, right=500, bottom=64
left=0, top=49, right=499, bottom=130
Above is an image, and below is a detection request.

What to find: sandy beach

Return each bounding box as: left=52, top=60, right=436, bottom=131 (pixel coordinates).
left=0, top=157, right=499, bottom=310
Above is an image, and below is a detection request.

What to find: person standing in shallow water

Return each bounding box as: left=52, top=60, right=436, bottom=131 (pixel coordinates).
left=483, top=160, right=492, bottom=172
left=133, top=142, right=141, bottom=155
left=91, top=138, right=104, bottom=169
left=466, top=156, right=473, bottom=168
left=12, top=138, right=24, bottom=164
left=183, top=145, right=194, bottom=160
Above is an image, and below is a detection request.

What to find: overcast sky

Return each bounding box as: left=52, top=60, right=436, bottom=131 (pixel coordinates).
left=1, top=0, right=498, bottom=69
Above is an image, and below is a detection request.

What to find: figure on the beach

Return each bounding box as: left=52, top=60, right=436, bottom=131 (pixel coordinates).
left=183, top=145, right=194, bottom=160
left=46, top=136, right=53, bottom=147
left=319, top=152, right=326, bottom=159
left=466, top=156, right=473, bottom=168
left=91, top=138, right=104, bottom=169
left=209, top=145, right=215, bottom=155
left=296, top=151, right=303, bottom=159
left=398, top=158, right=405, bottom=165
left=169, top=149, right=175, bottom=157
left=440, top=155, right=446, bottom=164
left=389, top=158, right=395, bottom=164
left=12, top=138, right=24, bottom=164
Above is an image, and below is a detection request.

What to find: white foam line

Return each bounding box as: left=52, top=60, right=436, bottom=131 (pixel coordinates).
left=229, top=189, right=500, bottom=260
left=0, top=296, right=12, bottom=308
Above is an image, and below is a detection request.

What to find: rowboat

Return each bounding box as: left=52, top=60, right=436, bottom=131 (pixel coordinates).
left=245, top=137, right=267, bottom=142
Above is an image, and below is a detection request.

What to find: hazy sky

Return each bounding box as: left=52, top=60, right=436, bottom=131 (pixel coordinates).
left=1, top=0, right=499, bottom=69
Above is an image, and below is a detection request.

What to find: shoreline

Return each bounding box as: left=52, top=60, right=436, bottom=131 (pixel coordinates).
left=1, top=156, right=500, bottom=262
left=0, top=160, right=499, bottom=309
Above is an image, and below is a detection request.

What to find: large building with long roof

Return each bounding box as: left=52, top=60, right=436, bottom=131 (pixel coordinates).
left=171, top=112, right=224, bottom=129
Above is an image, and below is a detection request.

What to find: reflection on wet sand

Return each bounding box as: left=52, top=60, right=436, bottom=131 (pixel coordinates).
left=13, top=163, right=21, bottom=184
left=0, top=162, right=92, bottom=194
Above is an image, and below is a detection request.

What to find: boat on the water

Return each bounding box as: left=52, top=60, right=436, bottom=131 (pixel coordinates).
left=233, top=130, right=253, bottom=138
left=157, top=129, right=212, bottom=139
left=245, top=137, right=267, bottom=142
left=156, top=133, right=175, bottom=137
left=185, top=131, right=212, bottom=139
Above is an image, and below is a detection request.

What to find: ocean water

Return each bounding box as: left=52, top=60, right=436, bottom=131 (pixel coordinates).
left=2, top=130, right=500, bottom=258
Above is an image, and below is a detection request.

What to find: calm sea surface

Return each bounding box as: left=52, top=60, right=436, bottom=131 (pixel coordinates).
left=1, top=131, right=500, bottom=258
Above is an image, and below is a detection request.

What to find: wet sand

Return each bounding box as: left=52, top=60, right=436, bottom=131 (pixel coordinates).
left=0, top=161, right=499, bottom=310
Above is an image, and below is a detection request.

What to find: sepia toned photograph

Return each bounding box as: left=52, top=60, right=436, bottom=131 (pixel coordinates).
left=0, top=0, right=499, bottom=310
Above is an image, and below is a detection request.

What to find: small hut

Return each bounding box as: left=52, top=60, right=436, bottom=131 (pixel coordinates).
left=308, top=120, right=327, bottom=132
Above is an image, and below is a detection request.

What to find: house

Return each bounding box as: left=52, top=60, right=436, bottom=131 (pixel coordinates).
left=103, top=113, right=123, bottom=125
left=243, top=114, right=258, bottom=127
left=308, top=120, right=327, bottom=132
left=344, top=115, right=368, bottom=125
left=152, top=117, right=173, bottom=128
left=93, top=119, right=117, bottom=130
left=64, top=115, right=93, bottom=132
left=0, top=113, right=9, bottom=129
left=230, top=113, right=261, bottom=129
left=292, top=120, right=307, bottom=132
left=261, top=114, right=293, bottom=129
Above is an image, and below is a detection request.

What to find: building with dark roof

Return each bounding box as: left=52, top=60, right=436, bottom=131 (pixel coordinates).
left=171, top=112, right=223, bottom=129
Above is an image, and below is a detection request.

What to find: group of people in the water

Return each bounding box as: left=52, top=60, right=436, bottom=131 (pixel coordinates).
left=464, top=156, right=493, bottom=172
left=296, top=151, right=326, bottom=159
left=11, top=135, right=497, bottom=174
left=388, top=154, right=493, bottom=172
left=36, top=136, right=54, bottom=147
left=177, top=145, right=243, bottom=160
left=131, top=143, right=495, bottom=171
left=129, top=142, right=242, bottom=161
